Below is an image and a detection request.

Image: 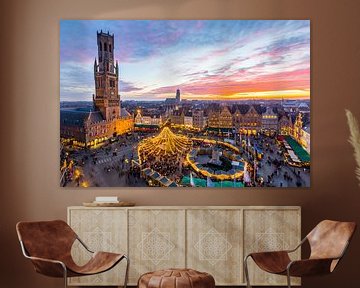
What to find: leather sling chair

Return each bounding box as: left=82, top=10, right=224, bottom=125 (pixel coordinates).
left=16, top=220, right=129, bottom=288
left=244, top=220, right=356, bottom=288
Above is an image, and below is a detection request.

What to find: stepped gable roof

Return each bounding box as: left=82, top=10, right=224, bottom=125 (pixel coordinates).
left=220, top=105, right=231, bottom=113
left=60, top=107, right=93, bottom=127
left=231, top=106, right=241, bottom=115
left=231, top=104, right=250, bottom=114
left=231, top=104, right=265, bottom=115
left=253, top=104, right=266, bottom=114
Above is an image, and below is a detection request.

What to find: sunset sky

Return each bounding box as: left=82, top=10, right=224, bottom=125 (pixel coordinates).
left=60, top=20, right=310, bottom=101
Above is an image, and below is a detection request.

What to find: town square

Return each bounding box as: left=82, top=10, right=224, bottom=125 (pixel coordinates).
left=60, top=20, right=310, bottom=187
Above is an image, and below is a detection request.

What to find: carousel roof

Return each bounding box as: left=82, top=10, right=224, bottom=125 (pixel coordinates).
left=138, top=127, right=192, bottom=159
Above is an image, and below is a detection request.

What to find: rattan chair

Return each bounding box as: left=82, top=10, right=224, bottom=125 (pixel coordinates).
left=16, top=220, right=129, bottom=288
left=244, top=220, right=356, bottom=288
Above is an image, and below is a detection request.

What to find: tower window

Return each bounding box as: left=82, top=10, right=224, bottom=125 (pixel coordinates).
left=109, top=44, right=112, bottom=52
left=104, top=43, right=107, bottom=51
left=99, top=42, right=102, bottom=51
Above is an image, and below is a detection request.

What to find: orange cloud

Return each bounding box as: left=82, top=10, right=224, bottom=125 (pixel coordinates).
left=152, top=68, right=310, bottom=100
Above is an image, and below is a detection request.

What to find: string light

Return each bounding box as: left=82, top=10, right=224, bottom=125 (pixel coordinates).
left=138, top=127, right=247, bottom=181
left=138, top=127, right=192, bottom=163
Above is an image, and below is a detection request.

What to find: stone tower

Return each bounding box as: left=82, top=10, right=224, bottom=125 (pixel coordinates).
left=93, top=30, right=120, bottom=120
left=176, top=89, right=181, bottom=103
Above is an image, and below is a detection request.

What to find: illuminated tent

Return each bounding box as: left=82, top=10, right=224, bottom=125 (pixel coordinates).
left=138, top=127, right=192, bottom=163
left=285, top=136, right=310, bottom=162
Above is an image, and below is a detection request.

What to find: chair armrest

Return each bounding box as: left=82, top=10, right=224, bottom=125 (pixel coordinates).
left=287, top=258, right=336, bottom=277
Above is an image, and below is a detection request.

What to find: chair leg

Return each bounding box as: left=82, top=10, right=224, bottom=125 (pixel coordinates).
left=244, top=255, right=252, bottom=288
left=286, top=270, right=291, bottom=288
left=62, top=265, right=68, bottom=288
left=123, top=255, right=130, bottom=288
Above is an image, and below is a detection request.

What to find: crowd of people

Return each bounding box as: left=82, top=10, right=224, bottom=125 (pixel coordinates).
left=143, top=153, right=184, bottom=181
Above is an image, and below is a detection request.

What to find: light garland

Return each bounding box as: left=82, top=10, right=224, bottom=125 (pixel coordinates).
left=186, top=148, right=246, bottom=181
left=137, top=127, right=247, bottom=181
left=192, top=137, right=240, bottom=153
left=138, top=127, right=192, bottom=163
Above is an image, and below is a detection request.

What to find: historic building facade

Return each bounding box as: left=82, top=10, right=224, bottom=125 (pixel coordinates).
left=192, top=109, right=205, bottom=129
left=184, top=111, right=193, bottom=127
left=135, top=111, right=162, bottom=126
left=219, top=106, right=233, bottom=129
left=238, top=106, right=262, bottom=134
left=61, top=31, right=133, bottom=147
left=261, top=107, right=278, bottom=135
left=278, top=114, right=292, bottom=135
left=208, top=106, right=233, bottom=130
left=170, top=108, right=185, bottom=125
left=208, top=108, right=220, bottom=128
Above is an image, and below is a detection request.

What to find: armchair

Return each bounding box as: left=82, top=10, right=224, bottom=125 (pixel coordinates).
left=16, top=220, right=129, bottom=288
left=244, top=220, right=356, bottom=288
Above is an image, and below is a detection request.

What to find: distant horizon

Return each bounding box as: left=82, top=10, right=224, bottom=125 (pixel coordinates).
left=60, top=20, right=310, bottom=102
left=60, top=97, right=310, bottom=103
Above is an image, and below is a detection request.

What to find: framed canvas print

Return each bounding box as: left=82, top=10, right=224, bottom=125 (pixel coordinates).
left=60, top=20, right=310, bottom=188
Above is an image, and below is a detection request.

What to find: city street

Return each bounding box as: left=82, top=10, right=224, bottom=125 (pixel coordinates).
left=243, top=134, right=310, bottom=187
left=63, top=133, right=147, bottom=187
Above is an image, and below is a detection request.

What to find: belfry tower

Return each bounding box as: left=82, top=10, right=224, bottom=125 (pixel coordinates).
left=93, top=30, right=120, bottom=120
